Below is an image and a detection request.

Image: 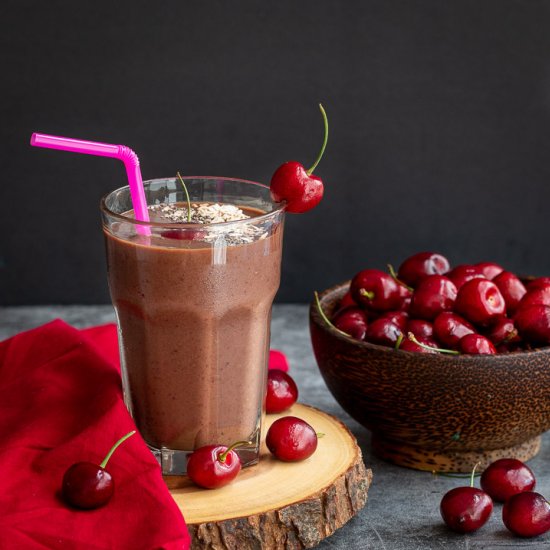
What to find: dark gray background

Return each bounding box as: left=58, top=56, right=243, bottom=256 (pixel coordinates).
left=2, top=0, right=550, bottom=305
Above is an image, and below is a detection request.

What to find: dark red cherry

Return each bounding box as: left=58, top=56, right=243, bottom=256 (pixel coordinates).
left=526, top=277, right=550, bottom=291
left=406, top=319, right=434, bottom=340
left=517, top=286, right=550, bottom=311
left=339, top=290, right=356, bottom=310
left=433, top=312, right=475, bottom=348
left=455, top=279, right=506, bottom=326
left=332, top=306, right=368, bottom=340
left=493, top=271, right=527, bottom=315
left=399, top=337, right=438, bottom=353
left=447, top=265, right=485, bottom=290
left=458, top=334, right=496, bottom=355
left=440, top=486, right=493, bottom=533
left=480, top=458, right=536, bottom=502
left=379, top=310, right=409, bottom=331
left=162, top=228, right=205, bottom=241
left=514, top=304, right=550, bottom=345
left=62, top=463, right=114, bottom=510
left=266, top=369, right=298, bottom=414
left=270, top=162, right=324, bottom=213
left=475, top=262, right=504, bottom=280
left=350, top=269, right=401, bottom=312
left=61, top=431, right=135, bottom=509
left=396, top=284, right=413, bottom=310
left=397, top=252, right=450, bottom=288
left=266, top=416, right=318, bottom=461
left=409, top=275, right=458, bottom=320
left=270, top=104, right=327, bottom=213
left=365, top=318, right=402, bottom=347
left=186, top=441, right=244, bottom=489
left=485, top=317, right=520, bottom=346
left=502, top=492, right=550, bottom=538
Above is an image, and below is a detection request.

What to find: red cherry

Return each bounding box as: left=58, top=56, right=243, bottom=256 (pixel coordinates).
left=493, top=271, right=527, bottom=314
left=455, top=279, right=506, bottom=326
left=162, top=228, right=205, bottom=241
left=480, top=458, right=536, bottom=502
left=409, top=275, right=458, bottom=320
left=379, top=310, right=409, bottom=331
left=186, top=441, right=245, bottom=489
left=526, top=277, right=550, bottom=291
left=397, top=252, right=450, bottom=288
left=517, top=286, right=550, bottom=311
left=396, top=284, right=413, bottom=310
left=332, top=307, right=368, bottom=340
left=62, top=463, right=114, bottom=510
left=62, top=431, right=135, bottom=509
left=339, top=290, right=356, bottom=310
left=270, top=162, right=324, bottom=213
left=440, top=487, right=493, bottom=533
left=514, top=304, right=550, bottom=345
left=433, top=312, right=475, bottom=348
left=485, top=317, right=520, bottom=347
left=266, top=369, right=298, bottom=414
left=266, top=416, right=317, bottom=462
left=270, top=104, right=327, bottom=213
left=365, top=318, right=402, bottom=347
left=447, top=264, right=485, bottom=290
left=502, top=492, right=550, bottom=538
left=398, top=337, right=438, bottom=353
left=475, top=262, right=504, bottom=280
left=350, top=269, right=401, bottom=312
left=458, top=334, right=496, bottom=355
left=406, top=319, right=434, bottom=340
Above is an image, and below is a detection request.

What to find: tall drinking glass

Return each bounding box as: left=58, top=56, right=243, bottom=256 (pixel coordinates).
left=101, top=177, right=285, bottom=474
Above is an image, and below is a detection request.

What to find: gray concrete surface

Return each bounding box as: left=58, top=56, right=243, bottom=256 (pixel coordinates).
left=1, top=305, right=549, bottom=549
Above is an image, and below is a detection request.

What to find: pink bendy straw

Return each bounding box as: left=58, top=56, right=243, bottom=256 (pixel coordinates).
left=30, top=133, right=150, bottom=234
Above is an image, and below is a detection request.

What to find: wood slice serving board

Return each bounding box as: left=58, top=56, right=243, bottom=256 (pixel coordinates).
left=165, top=404, right=373, bottom=549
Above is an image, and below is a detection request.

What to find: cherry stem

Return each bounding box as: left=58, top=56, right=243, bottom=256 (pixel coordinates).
left=470, top=462, right=480, bottom=487
left=218, top=440, right=250, bottom=463
left=407, top=332, right=460, bottom=355
left=99, top=430, right=136, bottom=469
left=306, top=104, right=329, bottom=175
left=432, top=471, right=482, bottom=479
left=359, top=288, right=375, bottom=300
left=387, top=264, right=413, bottom=292
left=316, top=432, right=325, bottom=438
left=176, top=171, right=192, bottom=222
left=395, top=333, right=404, bottom=350
left=314, top=291, right=351, bottom=338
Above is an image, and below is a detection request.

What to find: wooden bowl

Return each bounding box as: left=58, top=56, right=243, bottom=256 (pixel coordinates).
left=310, top=281, right=550, bottom=472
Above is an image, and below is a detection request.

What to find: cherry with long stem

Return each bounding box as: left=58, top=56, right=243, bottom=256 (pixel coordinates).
left=314, top=291, right=351, bottom=337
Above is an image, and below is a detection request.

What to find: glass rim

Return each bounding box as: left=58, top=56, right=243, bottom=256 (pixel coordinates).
left=100, top=176, right=286, bottom=229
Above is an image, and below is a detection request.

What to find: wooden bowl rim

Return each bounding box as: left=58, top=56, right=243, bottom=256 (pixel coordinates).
left=310, top=280, right=550, bottom=362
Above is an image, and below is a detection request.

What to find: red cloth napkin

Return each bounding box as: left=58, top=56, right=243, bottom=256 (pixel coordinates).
left=0, top=320, right=191, bottom=550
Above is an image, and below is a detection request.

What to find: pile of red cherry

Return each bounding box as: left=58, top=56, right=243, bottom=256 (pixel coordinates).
left=186, top=368, right=314, bottom=490
left=440, top=458, right=550, bottom=537
left=61, top=368, right=310, bottom=505
left=329, top=251, right=550, bottom=354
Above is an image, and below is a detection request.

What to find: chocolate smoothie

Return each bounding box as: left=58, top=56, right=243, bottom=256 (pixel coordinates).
left=103, top=192, right=284, bottom=464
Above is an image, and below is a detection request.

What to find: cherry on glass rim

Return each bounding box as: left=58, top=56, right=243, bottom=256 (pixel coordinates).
left=186, top=440, right=248, bottom=489
left=61, top=430, right=136, bottom=510
left=270, top=104, right=328, bottom=213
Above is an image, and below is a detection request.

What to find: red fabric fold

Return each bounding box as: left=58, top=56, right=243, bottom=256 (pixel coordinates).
left=0, top=320, right=190, bottom=550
